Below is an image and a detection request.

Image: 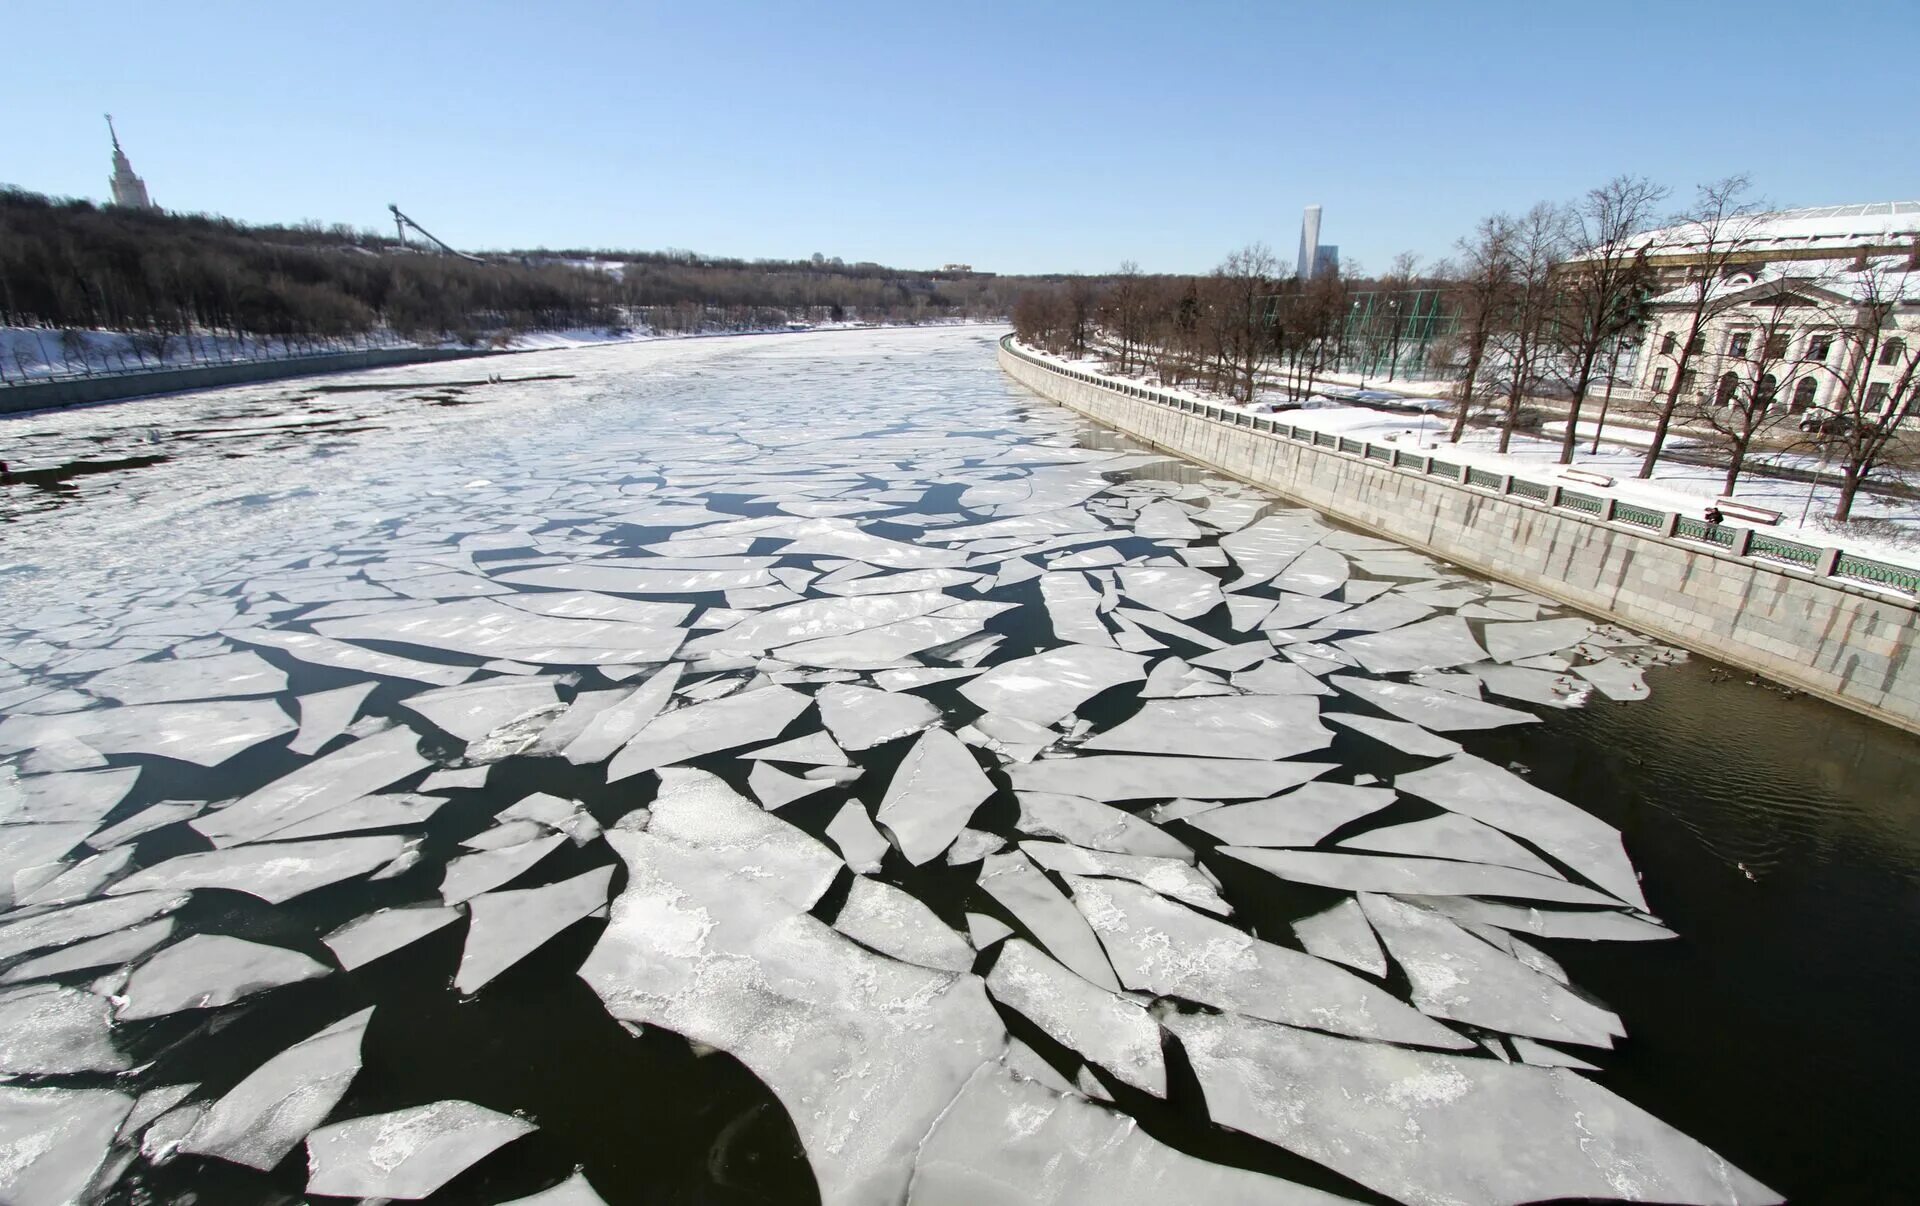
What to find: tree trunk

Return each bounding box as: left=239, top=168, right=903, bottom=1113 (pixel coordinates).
left=1450, top=342, right=1483, bottom=443
left=1834, top=469, right=1862, bottom=522
left=1722, top=440, right=1747, bottom=496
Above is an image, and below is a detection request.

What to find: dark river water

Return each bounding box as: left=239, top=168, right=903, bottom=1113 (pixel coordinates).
left=0, top=326, right=1914, bottom=1205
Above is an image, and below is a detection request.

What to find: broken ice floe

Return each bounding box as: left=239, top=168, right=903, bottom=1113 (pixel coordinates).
left=180, top=1007, right=372, bottom=1170
left=305, top=1099, right=537, bottom=1199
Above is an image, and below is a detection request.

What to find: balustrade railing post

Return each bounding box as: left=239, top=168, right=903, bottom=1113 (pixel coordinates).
left=1660, top=512, right=1680, bottom=538
left=1457, top=465, right=1472, bottom=484
left=1498, top=474, right=1514, bottom=494
left=1729, top=528, right=1752, bottom=557
left=1545, top=485, right=1561, bottom=507
left=1817, top=547, right=1842, bottom=577
left=1600, top=498, right=1616, bottom=521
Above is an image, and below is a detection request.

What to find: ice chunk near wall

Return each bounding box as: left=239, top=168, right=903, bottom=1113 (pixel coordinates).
left=180, top=1007, right=373, bottom=1170
left=112, top=834, right=410, bottom=903
left=115, top=934, right=329, bottom=1019
left=985, top=939, right=1165, bottom=1096
left=1290, top=897, right=1386, bottom=977
left=1272, top=545, right=1350, bottom=597
left=1165, top=1010, right=1778, bottom=1206
left=0, top=984, right=129, bottom=1073
left=1483, top=617, right=1598, bottom=663
left=1082, top=696, right=1334, bottom=761
left=323, top=906, right=463, bottom=971
left=0, top=1086, right=133, bottom=1206
left=608, top=684, right=811, bottom=779
left=1357, top=894, right=1624, bottom=1048
left=1397, top=754, right=1646, bottom=909
left=457, top=866, right=612, bottom=994
left=832, top=876, right=973, bottom=973
left=1067, top=876, right=1467, bottom=1049
left=958, top=646, right=1147, bottom=726
left=923, top=1063, right=1346, bottom=1205
left=305, top=1099, right=536, bottom=1199
left=876, top=728, right=993, bottom=865
left=977, top=852, right=1120, bottom=993
left=578, top=828, right=1003, bottom=1206
left=1329, top=675, right=1539, bottom=731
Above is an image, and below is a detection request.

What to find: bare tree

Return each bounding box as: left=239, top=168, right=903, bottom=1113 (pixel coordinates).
left=1099, top=261, right=1153, bottom=374
left=1446, top=216, right=1517, bottom=443
left=1488, top=203, right=1565, bottom=453
left=1637, top=176, right=1763, bottom=476
left=1688, top=296, right=1799, bottom=495
left=1208, top=244, right=1279, bottom=401
left=1377, top=251, right=1421, bottom=382
left=1805, top=259, right=1920, bottom=520
left=1549, top=175, right=1668, bottom=463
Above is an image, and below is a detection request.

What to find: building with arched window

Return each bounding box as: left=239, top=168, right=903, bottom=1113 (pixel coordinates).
left=1626, top=203, right=1920, bottom=426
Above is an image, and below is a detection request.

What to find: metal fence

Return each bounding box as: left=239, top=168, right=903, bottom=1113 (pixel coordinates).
left=1002, top=336, right=1920, bottom=596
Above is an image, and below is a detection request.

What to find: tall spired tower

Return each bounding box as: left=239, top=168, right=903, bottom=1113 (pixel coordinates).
left=105, top=115, right=157, bottom=211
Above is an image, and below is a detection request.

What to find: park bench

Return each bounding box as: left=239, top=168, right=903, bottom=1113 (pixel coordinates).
left=1714, top=498, right=1783, bottom=526
left=1560, top=468, right=1614, bottom=488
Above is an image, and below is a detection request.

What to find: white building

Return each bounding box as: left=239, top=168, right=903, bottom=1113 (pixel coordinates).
left=105, top=115, right=157, bottom=211
left=1628, top=203, right=1919, bottom=423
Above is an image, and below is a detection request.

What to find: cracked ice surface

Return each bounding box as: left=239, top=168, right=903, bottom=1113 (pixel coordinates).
left=0, top=327, right=1758, bottom=1202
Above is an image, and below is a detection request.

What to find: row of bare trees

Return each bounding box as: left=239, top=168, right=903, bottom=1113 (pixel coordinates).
left=1012, top=173, right=1920, bottom=523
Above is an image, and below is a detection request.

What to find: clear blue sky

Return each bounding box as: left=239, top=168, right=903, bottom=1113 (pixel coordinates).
left=11, top=0, right=1912, bottom=276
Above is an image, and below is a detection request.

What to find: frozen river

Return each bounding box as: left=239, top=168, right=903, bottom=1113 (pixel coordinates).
left=0, top=325, right=1915, bottom=1204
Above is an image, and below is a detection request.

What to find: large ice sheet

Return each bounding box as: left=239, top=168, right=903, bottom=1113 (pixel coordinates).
left=323, top=906, right=463, bottom=970
left=440, top=833, right=568, bottom=906
left=607, top=684, right=811, bottom=779
left=3, top=767, right=138, bottom=826
left=229, top=627, right=472, bottom=686
left=1113, top=566, right=1223, bottom=620
left=1166, top=1010, right=1777, bottom=1206
left=1067, top=876, right=1466, bottom=1048
left=1218, top=516, right=1323, bottom=584
left=578, top=828, right=1003, bottom=1206
left=1408, top=896, right=1677, bottom=943
left=0, top=984, right=128, bottom=1073
left=0, top=699, right=294, bottom=768
left=1014, top=792, right=1192, bottom=861
left=0, top=1086, right=133, bottom=1206
left=977, top=852, right=1120, bottom=992
left=958, top=646, right=1147, bottom=726
left=305, top=1099, right=537, bottom=1199
left=1329, top=675, right=1539, bottom=731
left=876, top=728, right=993, bottom=864
left=287, top=682, right=377, bottom=755
left=1322, top=712, right=1462, bottom=758
left=647, top=768, right=840, bottom=910
left=1339, top=812, right=1558, bottom=875
left=116, top=934, right=329, bottom=1019
left=457, top=865, right=614, bottom=993
left=816, top=683, right=940, bottom=751
left=1396, top=754, right=1646, bottom=909
left=825, top=802, right=889, bottom=873
left=1083, top=696, right=1333, bottom=761
left=1290, top=898, right=1386, bottom=977
left=1012, top=756, right=1332, bottom=802
left=0, top=890, right=186, bottom=962
left=194, top=726, right=429, bottom=847
left=1334, top=616, right=1488, bottom=674
left=682, top=590, right=956, bottom=656
left=401, top=678, right=560, bottom=741
left=1188, top=782, right=1397, bottom=848
left=87, top=650, right=286, bottom=704
left=112, top=835, right=409, bottom=903
left=562, top=662, right=681, bottom=765
left=832, top=876, right=973, bottom=973
left=908, top=1063, right=1345, bottom=1206
left=1358, top=894, right=1623, bottom=1047
left=1037, top=572, right=1114, bottom=646
left=1484, top=617, right=1597, bottom=663
left=180, top=1007, right=373, bottom=1171
left=498, top=562, right=776, bottom=595
left=1219, top=847, right=1623, bottom=906
left=1020, top=840, right=1227, bottom=915
left=986, top=939, right=1164, bottom=1095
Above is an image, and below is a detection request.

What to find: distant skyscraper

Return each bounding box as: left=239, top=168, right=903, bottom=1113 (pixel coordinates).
left=105, top=115, right=157, bottom=211
left=1295, top=205, right=1339, bottom=280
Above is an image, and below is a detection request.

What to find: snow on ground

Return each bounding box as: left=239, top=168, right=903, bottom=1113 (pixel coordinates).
left=1032, top=343, right=1920, bottom=571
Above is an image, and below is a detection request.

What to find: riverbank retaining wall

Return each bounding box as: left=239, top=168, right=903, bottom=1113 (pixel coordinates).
left=0, top=347, right=501, bottom=415
left=999, top=338, right=1920, bottom=735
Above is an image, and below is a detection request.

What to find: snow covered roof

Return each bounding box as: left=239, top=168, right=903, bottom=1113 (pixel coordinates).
left=1627, top=201, right=1920, bottom=260
left=1644, top=255, right=1920, bottom=308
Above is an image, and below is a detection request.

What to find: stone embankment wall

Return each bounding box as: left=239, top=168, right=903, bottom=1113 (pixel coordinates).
left=0, top=347, right=500, bottom=415
left=999, top=339, right=1920, bottom=735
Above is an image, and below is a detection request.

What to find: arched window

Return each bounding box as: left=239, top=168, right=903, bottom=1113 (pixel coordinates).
left=1717, top=372, right=1739, bottom=406
left=1660, top=331, right=1677, bottom=355
left=1880, top=337, right=1908, bottom=366
left=1791, top=377, right=1818, bottom=413
left=1757, top=373, right=1779, bottom=410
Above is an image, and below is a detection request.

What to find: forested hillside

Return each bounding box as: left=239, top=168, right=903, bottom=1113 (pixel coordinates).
left=0, top=187, right=1055, bottom=345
